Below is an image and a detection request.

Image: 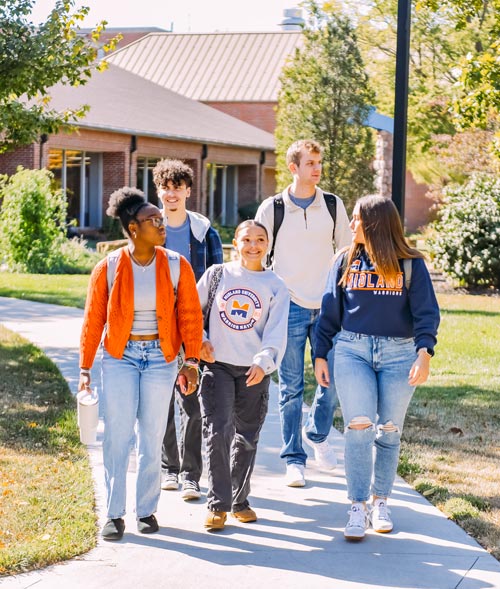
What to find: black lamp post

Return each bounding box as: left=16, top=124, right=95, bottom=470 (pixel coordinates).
left=391, top=0, right=412, bottom=226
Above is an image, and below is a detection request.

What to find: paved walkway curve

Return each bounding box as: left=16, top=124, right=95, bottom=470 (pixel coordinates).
left=1, top=296, right=499, bottom=589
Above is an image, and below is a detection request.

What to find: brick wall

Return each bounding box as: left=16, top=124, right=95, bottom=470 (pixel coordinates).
left=238, top=166, right=258, bottom=208
left=102, top=152, right=128, bottom=210
left=262, top=166, right=277, bottom=199
left=0, top=144, right=37, bottom=175
left=205, top=102, right=277, bottom=134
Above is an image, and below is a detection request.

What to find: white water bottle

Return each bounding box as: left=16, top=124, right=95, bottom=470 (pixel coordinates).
left=77, top=387, right=99, bottom=444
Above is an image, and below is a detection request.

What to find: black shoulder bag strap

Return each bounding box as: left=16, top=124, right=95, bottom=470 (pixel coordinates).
left=267, top=194, right=284, bottom=267
left=268, top=192, right=338, bottom=266
left=203, top=264, right=223, bottom=331
left=323, top=192, right=338, bottom=244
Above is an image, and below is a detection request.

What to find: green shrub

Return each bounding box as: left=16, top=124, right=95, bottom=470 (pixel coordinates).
left=0, top=168, right=100, bottom=274
left=443, top=497, right=480, bottom=521
left=428, top=174, right=500, bottom=288
left=414, top=480, right=449, bottom=502
left=57, top=237, right=102, bottom=274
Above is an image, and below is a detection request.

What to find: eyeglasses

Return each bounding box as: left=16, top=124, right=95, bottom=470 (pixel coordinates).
left=136, top=217, right=164, bottom=228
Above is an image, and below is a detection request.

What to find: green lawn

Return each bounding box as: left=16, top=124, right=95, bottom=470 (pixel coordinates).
left=0, top=273, right=499, bottom=564
left=0, top=326, right=96, bottom=576
left=0, top=273, right=89, bottom=308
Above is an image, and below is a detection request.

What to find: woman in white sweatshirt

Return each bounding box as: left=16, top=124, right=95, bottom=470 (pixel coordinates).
left=197, top=220, right=289, bottom=531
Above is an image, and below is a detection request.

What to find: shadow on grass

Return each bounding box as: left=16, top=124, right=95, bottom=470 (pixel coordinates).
left=0, top=337, right=80, bottom=453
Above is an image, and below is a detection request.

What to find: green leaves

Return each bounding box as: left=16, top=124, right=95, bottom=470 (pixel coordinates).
left=0, top=0, right=120, bottom=153
left=276, top=1, right=375, bottom=209
left=429, top=174, right=500, bottom=288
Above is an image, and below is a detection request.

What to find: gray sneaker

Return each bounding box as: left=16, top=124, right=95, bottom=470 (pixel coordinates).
left=161, top=472, right=179, bottom=490
left=344, top=504, right=369, bottom=540
left=181, top=479, right=201, bottom=500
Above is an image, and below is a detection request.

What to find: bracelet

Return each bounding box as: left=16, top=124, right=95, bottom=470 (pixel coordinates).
left=80, top=369, right=91, bottom=374
left=183, top=361, right=199, bottom=368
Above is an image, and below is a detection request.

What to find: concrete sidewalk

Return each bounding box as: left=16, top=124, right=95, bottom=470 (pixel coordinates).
left=1, top=296, right=499, bottom=589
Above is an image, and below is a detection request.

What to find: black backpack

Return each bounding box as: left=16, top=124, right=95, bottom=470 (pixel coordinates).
left=267, top=192, right=338, bottom=266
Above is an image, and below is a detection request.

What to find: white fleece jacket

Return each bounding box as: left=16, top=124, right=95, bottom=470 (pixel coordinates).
left=255, top=186, right=351, bottom=309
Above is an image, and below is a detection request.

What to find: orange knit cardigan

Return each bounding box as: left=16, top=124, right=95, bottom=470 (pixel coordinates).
left=80, top=246, right=203, bottom=369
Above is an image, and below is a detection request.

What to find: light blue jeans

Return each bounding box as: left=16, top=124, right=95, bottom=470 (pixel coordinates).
left=101, top=340, right=177, bottom=519
left=278, top=301, right=338, bottom=465
left=334, top=330, right=416, bottom=502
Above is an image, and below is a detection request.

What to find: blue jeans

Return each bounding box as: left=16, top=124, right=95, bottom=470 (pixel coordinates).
left=278, top=301, right=338, bottom=465
left=334, top=330, right=417, bottom=502
left=101, top=340, right=177, bottom=519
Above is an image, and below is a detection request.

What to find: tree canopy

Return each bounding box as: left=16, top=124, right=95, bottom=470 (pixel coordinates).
left=352, top=0, right=500, bottom=181
left=275, top=1, right=375, bottom=209
left=0, top=0, right=119, bottom=152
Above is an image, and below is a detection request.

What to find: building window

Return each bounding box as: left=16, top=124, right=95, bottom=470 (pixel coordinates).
left=137, top=157, right=162, bottom=203
left=48, top=149, right=102, bottom=228
left=207, top=163, right=238, bottom=226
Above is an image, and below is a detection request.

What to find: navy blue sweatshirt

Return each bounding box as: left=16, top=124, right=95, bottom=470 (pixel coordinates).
left=315, top=250, right=440, bottom=359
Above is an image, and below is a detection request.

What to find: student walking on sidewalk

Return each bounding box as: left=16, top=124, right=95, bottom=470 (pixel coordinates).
left=153, top=158, right=223, bottom=501
left=79, top=188, right=202, bottom=541
left=197, top=220, right=289, bottom=530
left=255, top=139, right=351, bottom=487
left=314, top=195, right=440, bottom=540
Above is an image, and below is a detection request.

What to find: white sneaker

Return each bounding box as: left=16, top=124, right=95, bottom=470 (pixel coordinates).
left=370, top=499, right=393, bottom=533
left=302, top=427, right=337, bottom=472
left=285, top=463, right=305, bottom=487
left=161, top=472, right=179, bottom=490
left=344, top=503, right=369, bottom=540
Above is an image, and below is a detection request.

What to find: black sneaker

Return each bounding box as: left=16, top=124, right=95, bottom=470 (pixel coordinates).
left=181, top=479, right=201, bottom=501
left=101, top=518, right=125, bottom=541
left=137, top=514, right=159, bottom=534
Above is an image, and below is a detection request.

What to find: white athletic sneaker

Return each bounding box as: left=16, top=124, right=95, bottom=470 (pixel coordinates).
left=302, top=426, right=337, bottom=472
left=285, top=463, right=306, bottom=487
left=370, top=499, right=393, bottom=533
left=344, top=503, right=369, bottom=540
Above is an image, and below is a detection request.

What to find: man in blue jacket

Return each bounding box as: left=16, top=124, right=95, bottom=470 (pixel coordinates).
left=153, top=158, right=223, bottom=500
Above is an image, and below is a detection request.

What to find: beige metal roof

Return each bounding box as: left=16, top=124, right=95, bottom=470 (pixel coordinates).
left=46, top=65, right=275, bottom=150
left=108, top=32, right=303, bottom=102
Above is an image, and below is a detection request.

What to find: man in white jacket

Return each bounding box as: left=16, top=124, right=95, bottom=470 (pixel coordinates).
left=255, top=139, right=351, bottom=487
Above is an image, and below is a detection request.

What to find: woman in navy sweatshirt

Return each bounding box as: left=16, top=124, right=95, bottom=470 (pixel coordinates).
left=314, top=195, right=440, bottom=541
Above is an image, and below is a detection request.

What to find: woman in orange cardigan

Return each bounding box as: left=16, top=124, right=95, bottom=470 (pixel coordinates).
left=79, top=187, right=202, bottom=541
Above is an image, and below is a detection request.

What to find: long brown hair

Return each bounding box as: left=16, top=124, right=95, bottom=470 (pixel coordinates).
left=339, top=195, right=424, bottom=287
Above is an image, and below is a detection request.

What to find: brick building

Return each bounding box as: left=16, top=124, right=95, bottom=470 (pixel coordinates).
left=0, top=30, right=432, bottom=232
left=0, top=65, right=275, bottom=230
left=109, top=30, right=432, bottom=231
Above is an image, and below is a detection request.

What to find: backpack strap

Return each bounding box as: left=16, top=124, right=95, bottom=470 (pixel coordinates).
left=106, top=248, right=121, bottom=294
left=267, top=194, right=285, bottom=267
left=267, top=192, right=338, bottom=266
left=106, top=247, right=180, bottom=299
left=403, top=258, right=412, bottom=290
left=322, top=192, right=338, bottom=244
left=166, top=250, right=180, bottom=297
left=203, top=264, right=223, bottom=331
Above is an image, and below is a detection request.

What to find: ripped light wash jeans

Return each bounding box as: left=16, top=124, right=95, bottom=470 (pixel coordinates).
left=334, top=330, right=417, bottom=502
